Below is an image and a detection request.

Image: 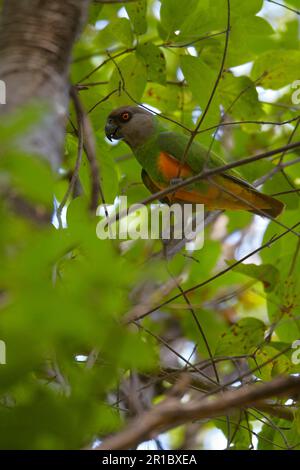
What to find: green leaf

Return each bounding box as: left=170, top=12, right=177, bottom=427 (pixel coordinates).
left=180, top=55, right=220, bottom=126
left=214, top=412, right=252, bottom=450
left=215, top=318, right=266, bottom=356
left=257, top=414, right=300, bottom=450
left=126, top=0, right=147, bottom=35
left=286, top=0, right=300, bottom=7
left=160, top=0, right=209, bottom=40
left=230, top=0, right=263, bottom=16
left=0, top=153, right=54, bottom=206
left=0, top=104, right=45, bottom=149
left=109, top=54, right=147, bottom=104
left=95, top=18, right=133, bottom=49
left=96, top=138, right=119, bottom=203
left=137, top=42, right=166, bottom=85
left=143, top=82, right=182, bottom=113
left=88, top=4, right=103, bottom=25
left=218, top=74, right=263, bottom=121
left=263, top=162, right=300, bottom=211
left=248, top=345, right=291, bottom=380
left=181, top=308, right=226, bottom=357
left=228, top=262, right=280, bottom=292
left=181, top=55, right=215, bottom=107
left=228, top=17, right=274, bottom=67
left=257, top=418, right=279, bottom=450
left=252, top=50, right=300, bottom=89
left=227, top=211, right=252, bottom=233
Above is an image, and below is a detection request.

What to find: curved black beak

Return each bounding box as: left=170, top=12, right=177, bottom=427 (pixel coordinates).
left=105, top=121, right=119, bottom=142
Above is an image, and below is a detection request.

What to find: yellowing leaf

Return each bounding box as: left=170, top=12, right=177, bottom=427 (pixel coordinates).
left=216, top=318, right=266, bottom=356
left=252, top=50, right=300, bottom=89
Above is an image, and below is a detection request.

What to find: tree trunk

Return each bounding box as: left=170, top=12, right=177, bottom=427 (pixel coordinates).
left=0, top=0, right=90, bottom=169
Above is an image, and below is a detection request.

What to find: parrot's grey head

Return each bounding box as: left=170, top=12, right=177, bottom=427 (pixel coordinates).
left=105, top=106, right=155, bottom=149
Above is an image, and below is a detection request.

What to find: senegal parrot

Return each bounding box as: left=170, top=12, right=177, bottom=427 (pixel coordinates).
left=105, top=106, right=284, bottom=217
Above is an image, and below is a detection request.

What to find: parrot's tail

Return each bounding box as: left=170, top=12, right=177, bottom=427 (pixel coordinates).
left=248, top=190, right=284, bottom=218
left=142, top=170, right=285, bottom=218
left=221, top=174, right=284, bottom=218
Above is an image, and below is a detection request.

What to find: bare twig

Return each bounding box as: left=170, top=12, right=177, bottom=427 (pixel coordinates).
left=70, top=87, right=104, bottom=211
left=87, top=88, right=119, bottom=114
left=164, top=30, right=227, bottom=48
left=166, top=266, right=220, bottom=383
left=254, top=156, right=300, bottom=187
left=266, top=0, right=300, bottom=15
left=197, top=115, right=300, bottom=135
left=176, top=0, right=231, bottom=178
left=271, top=188, right=300, bottom=197
left=57, top=92, right=84, bottom=225
left=78, top=48, right=135, bottom=82
left=125, top=220, right=300, bottom=323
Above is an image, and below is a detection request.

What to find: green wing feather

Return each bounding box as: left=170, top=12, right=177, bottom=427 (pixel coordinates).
left=157, top=131, right=244, bottom=180
left=156, top=131, right=284, bottom=216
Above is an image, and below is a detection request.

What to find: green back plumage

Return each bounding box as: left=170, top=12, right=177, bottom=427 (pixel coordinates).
left=157, top=131, right=244, bottom=179
left=133, top=117, right=244, bottom=183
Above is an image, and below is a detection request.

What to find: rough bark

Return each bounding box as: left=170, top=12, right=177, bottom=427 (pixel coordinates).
left=0, top=0, right=91, bottom=169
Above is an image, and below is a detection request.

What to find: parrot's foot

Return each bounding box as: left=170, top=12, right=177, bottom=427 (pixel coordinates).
left=170, top=178, right=183, bottom=186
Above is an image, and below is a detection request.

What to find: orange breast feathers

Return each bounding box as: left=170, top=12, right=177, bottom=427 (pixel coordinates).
left=157, top=152, right=193, bottom=180
left=156, top=151, right=219, bottom=205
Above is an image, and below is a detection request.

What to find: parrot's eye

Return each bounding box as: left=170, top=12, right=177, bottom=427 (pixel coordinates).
left=120, top=112, right=131, bottom=122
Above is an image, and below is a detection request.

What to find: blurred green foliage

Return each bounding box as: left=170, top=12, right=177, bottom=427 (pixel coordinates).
left=0, top=0, right=300, bottom=450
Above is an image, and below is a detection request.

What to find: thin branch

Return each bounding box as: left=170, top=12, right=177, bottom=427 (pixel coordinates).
left=202, top=73, right=266, bottom=171
left=256, top=403, right=296, bottom=422
left=106, top=51, right=191, bottom=132
left=124, top=220, right=300, bottom=323
left=137, top=141, right=300, bottom=207
left=176, top=0, right=231, bottom=177
left=215, top=416, right=288, bottom=450
left=249, top=408, right=291, bottom=449
left=164, top=30, right=227, bottom=48
left=271, top=187, right=300, bottom=197
left=278, top=118, right=300, bottom=165
left=109, top=140, right=300, bottom=229
left=57, top=93, right=84, bottom=225
left=289, top=237, right=300, bottom=276
left=206, top=176, right=300, bottom=238
left=266, top=0, right=300, bottom=15
left=95, top=375, right=300, bottom=450
left=210, top=346, right=292, bottom=396
left=197, top=115, right=300, bottom=135
left=70, top=87, right=103, bottom=211
left=78, top=48, right=135, bottom=82
left=166, top=265, right=220, bottom=383
left=254, top=156, right=300, bottom=187
left=87, top=88, right=119, bottom=114
left=133, top=322, right=219, bottom=387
